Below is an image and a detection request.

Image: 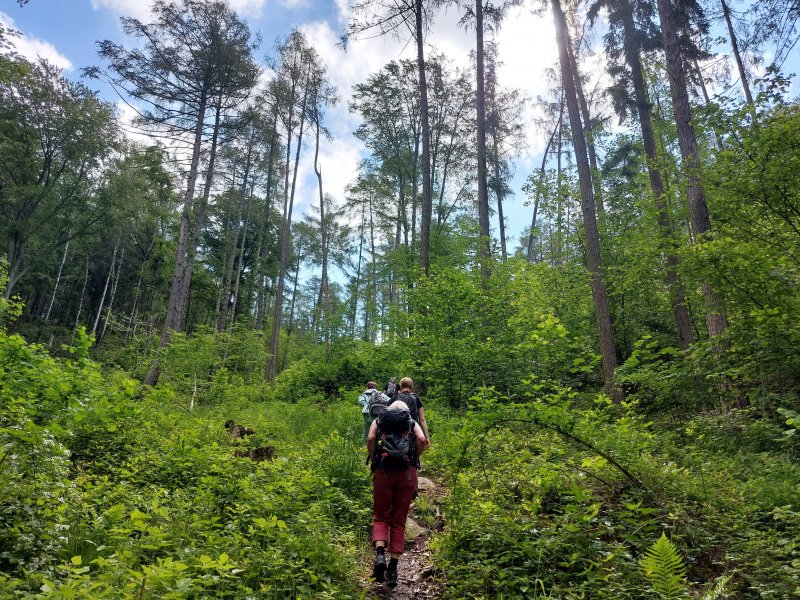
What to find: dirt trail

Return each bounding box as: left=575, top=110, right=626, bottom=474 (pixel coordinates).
left=362, top=475, right=446, bottom=599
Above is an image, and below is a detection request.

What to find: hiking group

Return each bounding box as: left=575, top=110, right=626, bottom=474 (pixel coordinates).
left=358, top=377, right=430, bottom=589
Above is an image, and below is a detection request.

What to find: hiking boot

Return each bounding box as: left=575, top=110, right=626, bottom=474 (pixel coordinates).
left=386, top=566, right=398, bottom=589
left=372, top=552, right=386, bottom=583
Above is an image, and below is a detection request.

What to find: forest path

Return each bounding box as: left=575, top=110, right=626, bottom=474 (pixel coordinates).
left=362, top=474, right=446, bottom=599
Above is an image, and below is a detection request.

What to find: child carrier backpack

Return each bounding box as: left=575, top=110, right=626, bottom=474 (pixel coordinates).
left=373, top=410, right=417, bottom=471
left=393, top=392, right=420, bottom=424
left=368, top=390, right=390, bottom=418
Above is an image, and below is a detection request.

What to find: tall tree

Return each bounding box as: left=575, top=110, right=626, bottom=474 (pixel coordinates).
left=347, top=0, right=435, bottom=275
left=719, top=0, right=753, bottom=106
left=552, top=0, right=620, bottom=395
left=656, top=0, right=728, bottom=338
left=265, top=30, right=329, bottom=382
left=588, top=0, right=694, bottom=349
left=92, top=0, right=258, bottom=385
left=312, top=80, right=339, bottom=357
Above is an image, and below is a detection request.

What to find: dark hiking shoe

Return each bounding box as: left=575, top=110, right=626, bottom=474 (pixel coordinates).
left=372, top=553, right=386, bottom=583
left=386, top=567, right=398, bottom=589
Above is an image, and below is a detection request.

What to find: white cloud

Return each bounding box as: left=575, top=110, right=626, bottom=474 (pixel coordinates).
left=496, top=6, right=559, bottom=159
left=0, top=11, right=73, bottom=70
left=90, top=0, right=268, bottom=21
left=280, top=0, right=310, bottom=8
left=90, top=0, right=151, bottom=21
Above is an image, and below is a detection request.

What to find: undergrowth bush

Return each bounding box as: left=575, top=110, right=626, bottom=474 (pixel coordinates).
left=430, top=385, right=800, bottom=599
left=0, top=328, right=373, bottom=598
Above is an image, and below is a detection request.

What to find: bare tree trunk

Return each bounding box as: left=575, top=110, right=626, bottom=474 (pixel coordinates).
left=100, top=246, right=125, bottom=342
left=658, top=0, right=728, bottom=338
left=351, top=206, right=365, bottom=337
left=281, top=249, right=303, bottom=372
left=92, top=238, right=119, bottom=336
left=567, top=39, right=603, bottom=214
left=227, top=185, right=253, bottom=331
left=475, top=0, right=492, bottom=286
left=721, top=0, right=753, bottom=106
left=555, top=109, right=564, bottom=264
left=145, top=89, right=208, bottom=386
left=416, top=0, right=433, bottom=276
left=621, top=2, right=694, bottom=350
left=254, top=109, right=280, bottom=330
left=528, top=99, right=562, bottom=261
left=313, top=117, right=330, bottom=358
left=219, top=150, right=253, bottom=330
left=179, top=97, right=223, bottom=329
left=267, top=67, right=310, bottom=381
left=127, top=261, right=145, bottom=343
left=71, top=256, right=90, bottom=345
left=44, top=239, right=70, bottom=323
left=553, top=0, right=619, bottom=397
left=492, top=130, right=508, bottom=260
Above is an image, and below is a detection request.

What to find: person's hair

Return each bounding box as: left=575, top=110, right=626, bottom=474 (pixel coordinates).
left=387, top=400, right=409, bottom=413
left=389, top=377, right=397, bottom=383
left=366, top=381, right=377, bottom=389
left=399, top=377, right=413, bottom=391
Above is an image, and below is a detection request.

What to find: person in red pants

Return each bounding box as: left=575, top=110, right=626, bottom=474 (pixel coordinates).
left=366, top=400, right=427, bottom=588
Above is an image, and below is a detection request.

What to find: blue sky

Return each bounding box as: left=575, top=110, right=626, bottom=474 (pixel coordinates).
left=2, top=0, right=798, bottom=257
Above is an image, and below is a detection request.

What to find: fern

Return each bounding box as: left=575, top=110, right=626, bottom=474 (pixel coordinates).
left=640, top=533, right=689, bottom=599
left=702, top=575, right=731, bottom=600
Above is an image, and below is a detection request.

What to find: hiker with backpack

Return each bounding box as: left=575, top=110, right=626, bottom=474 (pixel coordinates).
left=390, top=377, right=430, bottom=448
left=358, top=381, right=390, bottom=442
left=367, top=400, right=427, bottom=588
left=384, top=377, right=398, bottom=398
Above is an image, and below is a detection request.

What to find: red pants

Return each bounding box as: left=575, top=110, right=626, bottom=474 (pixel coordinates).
left=372, top=466, right=418, bottom=554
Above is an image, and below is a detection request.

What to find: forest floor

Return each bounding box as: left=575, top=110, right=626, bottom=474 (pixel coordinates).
left=362, top=474, right=447, bottom=599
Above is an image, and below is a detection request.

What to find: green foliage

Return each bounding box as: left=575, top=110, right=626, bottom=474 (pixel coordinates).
left=640, top=534, right=688, bottom=599
left=428, top=383, right=800, bottom=598
left=0, top=329, right=371, bottom=598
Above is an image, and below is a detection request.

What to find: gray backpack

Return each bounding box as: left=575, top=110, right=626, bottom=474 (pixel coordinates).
left=368, top=390, right=390, bottom=418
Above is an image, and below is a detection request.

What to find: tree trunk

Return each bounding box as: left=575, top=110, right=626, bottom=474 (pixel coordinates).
left=281, top=248, right=303, bottom=372
left=44, top=239, right=70, bottom=323
left=553, top=0, right=620, bottom=396
left=266, top=68, right=310, bottom=382
left=567, top=38, right=603, bottom=214
left=254, top=108, right=280, bottom=330
left=71, top=256, right=90, bottom=345
left=527, top=104, right=561, bottom=261
left=416, top=0, right=433, bottom=276
left=219, top=147, right=253, bottom=330
left=4, top=237, right=27, bottom=299
left=92, top=238, right=119, bottom=336
left=721, top=0, right=753, bottom=106
left=657, top=0, right=728, bottom=338
left=351, top=206, right=365, bottom=337
left=475, top=0, right=492, bottom=286
left=621, top=2, right=694, bottom=350
left=100, top=246, right=124, bottom=342
left=228, top=184, right=253, bottom=331
left=314, top=117, right=330, bottom=358
left=492, top=130, right=508, bottom=260
left=145, top=88, right=208, bottom=386
left=179, top=96, right=223, bottom=329
left=127, top=261, right=145, bottom=342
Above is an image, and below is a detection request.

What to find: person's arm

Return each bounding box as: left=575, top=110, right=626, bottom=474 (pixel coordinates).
left=358, top=393, right=367, bottom=410
left=367, top=419, right=379, bottom=459
left=413, top=422, right=426, bottom=457
left=418, top=405, right=431, bottom=447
